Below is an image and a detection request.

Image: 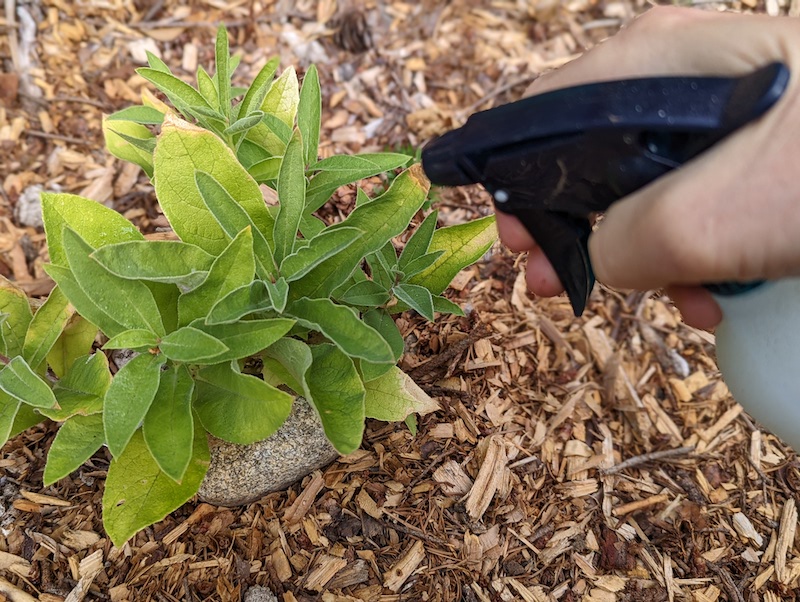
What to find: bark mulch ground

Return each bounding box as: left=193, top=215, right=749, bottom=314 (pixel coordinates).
left=1, top=0, right=799, bottom=600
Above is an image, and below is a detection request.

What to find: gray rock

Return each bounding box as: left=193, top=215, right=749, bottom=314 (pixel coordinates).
left=198, top=397, right=340, bottom=506
left=243, top=586, right=278, bottom=602
left=15, top=184, right=43, bottom=228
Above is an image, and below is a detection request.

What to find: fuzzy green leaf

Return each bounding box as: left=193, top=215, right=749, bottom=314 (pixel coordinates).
left=195, top=318, right=294, bottom=363
left=287, top=297, right=394, bottom=363
left=400, top=250, right=444, bottom=279
left=196, top=65, right=219, bottom=108
left=62, top=228, right=165, bottom=336
left=338, top=280, right=390, bottom=307
left=0, top=277, right=33, bottom=358
left=103, top=424, right=210, bottom=547
left=46, top=316, right=97, bottom=380
left=433, top=295, right=465, bottom=316
left=103, top=118, right=155, bottom=178
left=408, top=215, right=497, bottom=295
left=393, top=283, right=434, bottom=321
left=194, top=362, right=292, bottom=445
left=205, top=281, right=272, bottom=325
left=159, top=327, right=229, bottom=362
left=290, top=166, right=429, bottom=299
left=43, top=414, right=105, bottom=486
left=399, top=210, right=438, bottom=269
left=41, top=192, right=144, bottom=268
left=298, top=65, right=321, bottom=166
left=106, top=105, right=165, bottom=125
left=194, top=169, right=276, bottom=279
left=281, top=227, right=362, bottom=282
left=265, top=278, right=289, bottom=314
left=245, top=67, right=299, bottom=156
left=22, top=286, right=73, bottom=371
left=261, top=337, right=311, bottom=396
left=363, top=366, right=439, bottom=422
left=146, top=51, right=170, bottom=73
left=91, top=241, right=215, bottom=286
left=44, top=264, right=127, bottom=340
left=214, top=27, right=231, bottom=119
left=43, top=353, right=110, bottom=421
left=178, top=227, right=255, bottom=325
left=154, top=115, right=273, bottom=255
left=306, top=344, right=365, bottom=454
left=224, top=111, right=264, bottom=136
left=238, top=57, right=279, bottom=119
left=305, top=153, right=412, bottom=212
left=0, top=356, right=57, bottom=408
left=247, top=157, right=282, bottom=183
left=104, top=352, right=166, bottom=458
left=137, top=68, right=217, bottom=120
left=103, top=330, right=159, bottom=351
left=273, top=130, right=306, bottom=265
left=0, top=393, right=21, bottom=449
left=359, top=309, right=404, bottom=382
left=143, top=364, right=195, bottom=483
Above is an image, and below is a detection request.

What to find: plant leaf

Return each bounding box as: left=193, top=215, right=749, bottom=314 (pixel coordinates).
left=22, top=286, right=73, bottom=371
left=47, top=316, right=98, bottom=380
left=0, top=393, right=21, bottom=449
left=393, top=283, right=434, bottom=321
left=305, top=153, right=412, bottom=212
left=197, top=66, right=219, bottom=108
left=214, top=26, right=231, bottom=120
left=143, top=364, right=195, bottom=482
left=238, top=56, right=279, bottom=119
left=359, top=309, right=404, bottom=381
left=160, top=327, right=229, bottom=362
left=262, top=66, right=299, bottom=128
left=265, top=278, right=289, bottom=313
left=287, top=297, right=394, bottom=364
left=103, top=118, right=156, bottom=177
left=298, top=65, right=321, bottom=166
left=194, top=318, right=295, bottom=363
left=205, top=281, right=272, bottom=324
left=0, top=277, right=33, bottom=358
left=41, top=193, right=144, bottom=268
left=400, top=250, right=444, bottom=279
left=43, top=353, right=110, bottom=421
left=194, top=170, right=276, bottom=279
left=433, top=295, right=465, bottom=316
left=363, top=366, right=439, bottom=422
left=281, top=227, right=362, bottom=282
left=224, top=111, right=264, bottom=136
left=398, top=210, right=438, bottom=270
left=137, top=68, right=217, bottom=120
left=44, top=264, right=128, bottom=340
left=62, top=228, right=165, bottom=336
left=43, top=414, right=105, bottom=486
left=290, top=165, right=429, bottom=299
left=338, top=280, right=390, bottom=307
left=306, top=344, right=365, bottom=454
left=178, top=227, right=255, bottom=325
left=247, top=157, right=282, bottom=183
left=154, top=115, right=273, bottom=255
left=104, top=352, right=166, bottom=458
left=194, top=362, right=292, bottom=444
left=408, top=215, right=497, bottom=295
left=261, top=337, right=311, bottom=396
left=146, top=51, right=170, bottom=73
left=103, top=424, right=210, bottom=547
left=273, top=129, right=306, bottom=265
left=106, top=105, right=165, bottom=125
left=91, top=241, right=215, bottom=286
left=0, top=356, right=57, bottom=408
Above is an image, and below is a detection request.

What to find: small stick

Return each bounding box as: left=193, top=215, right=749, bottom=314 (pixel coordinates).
left=409, top=323, right=489, bottom=380
left=601, top=446, right=695, bottom=476
left=707, top=562, right=745, bottom=602
left=26, top=130, right=89, bottom=146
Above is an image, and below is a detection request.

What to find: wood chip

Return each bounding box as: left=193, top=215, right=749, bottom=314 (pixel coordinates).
left=383, top=540, right=425, bottom=593
left=304, top=554, right=348, bottom=592
left=775, top=497, right=797, bottom=583
left=465, top=436, right=508, bottom=521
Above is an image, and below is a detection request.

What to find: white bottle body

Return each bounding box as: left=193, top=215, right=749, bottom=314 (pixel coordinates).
left=713, top=278, right=800, bottom=449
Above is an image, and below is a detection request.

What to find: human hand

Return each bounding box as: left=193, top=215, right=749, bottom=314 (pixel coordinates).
left=497, top=7, right=800, bottom=329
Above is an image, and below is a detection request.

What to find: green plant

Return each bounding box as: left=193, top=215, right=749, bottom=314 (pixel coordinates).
left=0, top=27, right=496, bottom=546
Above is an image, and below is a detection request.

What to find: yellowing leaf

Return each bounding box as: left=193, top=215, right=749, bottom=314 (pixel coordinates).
left=363, top=367, right=439, bottom=422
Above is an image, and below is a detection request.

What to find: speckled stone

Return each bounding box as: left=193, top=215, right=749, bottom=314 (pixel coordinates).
left=243, top=586, right=278, bottom=602
left=198, top=397, right=340, bottom=506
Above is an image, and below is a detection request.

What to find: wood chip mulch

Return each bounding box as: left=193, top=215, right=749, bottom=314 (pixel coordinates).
left=2, top=0, right=799, bottom=600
